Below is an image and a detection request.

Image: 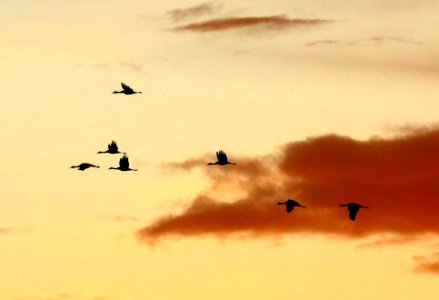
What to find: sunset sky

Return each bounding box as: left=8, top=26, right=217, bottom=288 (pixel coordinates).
left=1, top=1, right=439, bottom=299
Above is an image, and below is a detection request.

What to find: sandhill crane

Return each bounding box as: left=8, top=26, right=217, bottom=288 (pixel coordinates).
left=109, top=155, right=138, bottom=171
left=208, top=150, right=236, bottom=166
left=71, top=163, right=100, bottom=171
left=339, top=203, right=368, bottom=221
left=113, top=83, right=142, bottom=95
left=277, top=199, right=305, bottom=213
left=97, top=141, right=125, bottom=154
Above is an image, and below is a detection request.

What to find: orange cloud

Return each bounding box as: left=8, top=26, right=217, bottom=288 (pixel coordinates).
left=167, top=3, right=218, bottom=22
left=0, top=228, right=12, bottom=234
left=413, top=252, right=439, bottom=274
left=172, top=16, right=332, bottom=32
left=138, top=128, right=439, bottom=245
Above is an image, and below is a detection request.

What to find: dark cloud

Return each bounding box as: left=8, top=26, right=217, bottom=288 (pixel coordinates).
left=172, top=16, right=332, bottom=32
left=167, top=3, right=218, bottom=22
left=138, top=127, right=439, bottom=246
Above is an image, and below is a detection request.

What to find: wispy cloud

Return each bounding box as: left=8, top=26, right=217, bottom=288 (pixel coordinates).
left=164, top=157, right=208, bottom=171
left=138, top=127, right=439, bottom=246
left=76, top=62, right=144, bottom=73
left=305, top=39, right=339, bottom=47
left=0, top=228, right=12, bottom=234
left=167, top=3, right=218, bottom=22
left=305, top=36, right=423, bottom=47
left=356, top=235, right=421, bottom=249
left=10, top=293, right=121, bottom=300
left=346, top=36, right=424, bottom=46
left=172, top=16, right=333, bottom=33
left=107, top=215, right=140, bottom=222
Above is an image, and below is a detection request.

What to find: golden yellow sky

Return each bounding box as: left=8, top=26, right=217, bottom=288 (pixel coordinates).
left=1, top=1, right=439, bottom=299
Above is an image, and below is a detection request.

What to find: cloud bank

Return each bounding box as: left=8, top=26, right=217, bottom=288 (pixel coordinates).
left=139, top=128, right=439, bottom=244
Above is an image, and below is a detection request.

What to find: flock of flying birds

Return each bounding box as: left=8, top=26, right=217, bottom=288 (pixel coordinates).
left=71, top=83, right=369, bottom=221
left=71, top=140, right=137, bottom=172
left=277, top=200, right=368, bottom=221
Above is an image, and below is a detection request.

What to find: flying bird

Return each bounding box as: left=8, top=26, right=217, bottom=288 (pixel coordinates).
left=339, top=202, right=368, bottom=221
left=208, top=150, right=236, bottom=166
left=109, top=155, right=138, bottom=171
left=71, top=163, right=100, bottom=171
left=277, top=199, right=305, bottom=213
left=113, top=83, right=142, bottom=95
left=97, top=141, right=126, bottom=154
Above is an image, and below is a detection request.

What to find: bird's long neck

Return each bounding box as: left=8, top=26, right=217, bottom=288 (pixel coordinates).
left=113, top=91, right=122, bottom=94
left=277, top=202, right=286, bottom=205
left=109, top=167, right=119, bottom=170
left=97, top=151, right=107, bottom=154
left=208, top=162, right=217, bottom=165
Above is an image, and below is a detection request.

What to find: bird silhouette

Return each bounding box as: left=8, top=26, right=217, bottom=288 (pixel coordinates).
left=97, top=141, right=126, bottom=154
left=109, top=155, right=138, bottom=171
left=339, top=202, right=368, bottom=221
left=113, top=83, right=142, bottom=95
left=71, top=163, right=100, bottom=171
left=277, top=199, right=305, bottom=213
left=208, top=150, right=236, bottom=166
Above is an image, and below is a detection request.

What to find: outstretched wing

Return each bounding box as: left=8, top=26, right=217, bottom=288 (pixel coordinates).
left=121, top=83, right=134, bottom=93
left=216, top=150, right=228, bottom=164
left=108, top=141, right=118, bottom=152
left=119, top=155, right=129, bottom=169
